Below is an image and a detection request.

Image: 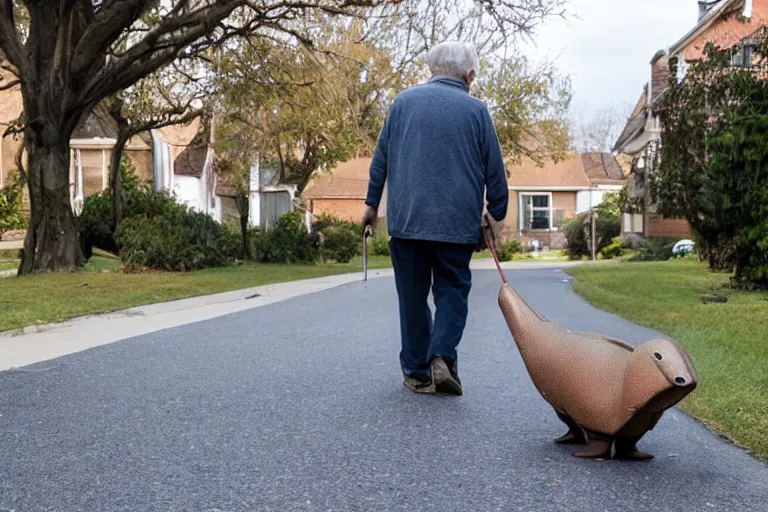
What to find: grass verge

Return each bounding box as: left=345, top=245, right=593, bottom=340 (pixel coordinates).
left=568, top=260, right=768, bottom=462
left=0, top=255, right=392, bottom=333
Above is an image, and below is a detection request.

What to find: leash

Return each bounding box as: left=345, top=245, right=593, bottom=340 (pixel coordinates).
left=483, top=214, right=509, bottom=285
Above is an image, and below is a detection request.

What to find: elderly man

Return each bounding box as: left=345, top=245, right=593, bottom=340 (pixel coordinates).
left=363, top=41, right=508, bottom=396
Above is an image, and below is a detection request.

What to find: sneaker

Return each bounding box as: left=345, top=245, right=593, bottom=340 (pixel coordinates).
left=431, top=357, right=463, bottom=396
left=403, top=372, right=435, bottom=394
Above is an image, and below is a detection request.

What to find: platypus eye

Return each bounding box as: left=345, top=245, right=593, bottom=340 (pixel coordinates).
left=654, top=352, right=663, bottom=360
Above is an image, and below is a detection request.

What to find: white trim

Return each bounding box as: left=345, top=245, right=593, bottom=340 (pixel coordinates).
left=70, top=138, right=117, bottom=149
left=101, top=149, right=107, bottom=190
left=509, top=186, right=590, bottom=192
left=743, top=0, right=753, bottom=18
left=518, top=191, right=554, bottom=233
left=596, top=184, right=623, bottom=191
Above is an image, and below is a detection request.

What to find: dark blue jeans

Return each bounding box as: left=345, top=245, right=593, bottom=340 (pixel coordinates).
left=390, top=237, right=475, bottom=381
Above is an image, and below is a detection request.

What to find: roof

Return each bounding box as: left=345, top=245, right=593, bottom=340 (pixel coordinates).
left=669, top=0, right=744, bottom=56
left=303, top=157, right=371, bottom=199
left=581, top=153, right=626, bottom=185
left=613, top=88, right=648, bottom=152
left=72, top=104, right=118, bottom=139
left=508, top=153, right=625, bottom=189
left=507, top=155, right=591, bottom=188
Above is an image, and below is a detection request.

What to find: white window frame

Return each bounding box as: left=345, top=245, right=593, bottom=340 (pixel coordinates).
left=519, top=192, right=553, bottom=233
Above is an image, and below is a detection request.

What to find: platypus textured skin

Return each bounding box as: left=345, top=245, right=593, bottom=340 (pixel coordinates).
left=498, top=284, right=697, bottom=460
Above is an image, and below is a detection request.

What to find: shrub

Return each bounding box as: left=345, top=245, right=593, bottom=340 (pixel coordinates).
left=0, top=178, right=27, bottom=233
left=496, top=238, right=523, bottom=262
left=313, top=213, right=362, bottom=237
left=116, top=206, right=238, bottom=271
left=564, top=209, right=621, bottom=260
left=322, top=226, right=359, bottom=263
left=371, top=235, right=390, bottom=257
left=259, top=210, right=319, bottom=264
left=630, top=237, right=680, bottom=262
left=600, top=237, right=624, bottom=260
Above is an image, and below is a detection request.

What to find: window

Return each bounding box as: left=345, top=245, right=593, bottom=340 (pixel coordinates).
left=521, top=194, right=551, bottom=232
left=732, top=39, right=757, bottom=68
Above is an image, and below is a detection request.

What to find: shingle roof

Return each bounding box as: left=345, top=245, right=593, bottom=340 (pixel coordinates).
left=303, top=157, right=371, bottom=199
left=581, top=153, right=626, bottom=185
left=507, top=155, right=591, bottom=188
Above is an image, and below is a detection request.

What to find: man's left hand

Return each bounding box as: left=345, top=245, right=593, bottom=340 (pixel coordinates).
left=362, top=205, right=378, bottom=233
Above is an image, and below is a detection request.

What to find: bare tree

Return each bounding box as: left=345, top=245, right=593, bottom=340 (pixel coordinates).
left=570, top=103, right=633, bottom=153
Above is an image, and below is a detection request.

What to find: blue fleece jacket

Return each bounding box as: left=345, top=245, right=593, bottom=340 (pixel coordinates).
left=365, top=76, right=508, bottom=245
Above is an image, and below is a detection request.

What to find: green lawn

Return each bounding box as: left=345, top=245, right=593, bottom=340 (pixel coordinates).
left=568, top=260, right=768, bottom=462
left=0, top=255, right=392, bottom=333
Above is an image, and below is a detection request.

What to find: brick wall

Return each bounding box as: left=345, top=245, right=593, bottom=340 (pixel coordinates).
left=311, top=198, right=367, bottom=223
left=684, top=4, right=768, bottom=61
left=645, top=214, right=692, bottom=238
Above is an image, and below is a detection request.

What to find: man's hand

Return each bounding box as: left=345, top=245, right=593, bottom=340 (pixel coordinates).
left=362, top=205, right=378, bottom=233
left=482, top=211, right=503, bottom=239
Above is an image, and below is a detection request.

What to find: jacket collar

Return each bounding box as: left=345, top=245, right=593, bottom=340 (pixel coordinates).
left=428, top=76, right=469, bottom=92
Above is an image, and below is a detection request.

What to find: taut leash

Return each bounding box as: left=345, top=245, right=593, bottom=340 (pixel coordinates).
left=483, top=214, right=509, bottom=285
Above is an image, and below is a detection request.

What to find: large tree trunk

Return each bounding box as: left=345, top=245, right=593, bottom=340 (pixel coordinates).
left=18, top=140, right=84, bottom=275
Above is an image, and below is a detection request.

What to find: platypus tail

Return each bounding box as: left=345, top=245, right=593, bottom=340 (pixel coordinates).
left=483, top=218, right=509, bottom=285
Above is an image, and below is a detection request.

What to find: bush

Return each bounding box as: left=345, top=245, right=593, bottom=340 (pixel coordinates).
left=371, top=235, right=390, bottom=257
left=600, top=237, right=625, bottom=260
left=496, top=238, right=523, bottom=262
left=116, top=206, right=238, bottom=271
left=564, top=209, right=621, bottom=260
left=0, top=178, right=27, bottom=233
left=79, top=158, right=169, bottom=257
left=258, top=210, right=319, bottom=264
left=313, top=213, right=362, bottom=237
left=630, top=237, right=680, bottom=262
left=322, top=226, right=359, bottom=263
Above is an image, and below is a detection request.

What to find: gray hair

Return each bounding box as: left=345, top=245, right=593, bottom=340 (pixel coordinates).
left=426, top=42, right=480, bottom=80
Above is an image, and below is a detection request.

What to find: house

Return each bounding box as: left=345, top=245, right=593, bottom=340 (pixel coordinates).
left=504, top=153, right=625, bottom=250
left=215, top=160, right=298, bottom=231
left=614, top=0, right=765, bottom=239
left=302, top=157, right=387, bottom=223
left=0, top=60, right=221, bottom=222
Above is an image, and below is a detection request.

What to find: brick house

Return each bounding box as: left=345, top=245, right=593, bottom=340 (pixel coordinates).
left=614, top=0, right=765, bottom=239
left=304, top=153, right=624, bottom=250
left=504, top=153, right=625, bottom=250
left=303, top=157, right=386, bottom=223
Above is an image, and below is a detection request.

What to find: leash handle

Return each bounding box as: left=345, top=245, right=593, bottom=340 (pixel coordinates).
left=483, top=214, right=509, bottom=285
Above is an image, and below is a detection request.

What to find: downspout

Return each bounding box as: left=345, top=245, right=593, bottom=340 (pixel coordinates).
left=150, top=129, right=162, bottom=191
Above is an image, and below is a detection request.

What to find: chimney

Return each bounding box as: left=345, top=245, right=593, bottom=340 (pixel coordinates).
left=698, top=1, right=721, bottom=21
left=649, top=50, right=670, bottom=108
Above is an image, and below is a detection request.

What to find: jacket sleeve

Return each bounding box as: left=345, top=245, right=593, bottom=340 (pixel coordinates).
left=365, top=110, right=390, bottom=209
left=482, top=108, right=508, bottom=222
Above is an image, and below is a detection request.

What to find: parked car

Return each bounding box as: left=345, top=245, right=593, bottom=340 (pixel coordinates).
left=672, top=239, right=695, bottom=256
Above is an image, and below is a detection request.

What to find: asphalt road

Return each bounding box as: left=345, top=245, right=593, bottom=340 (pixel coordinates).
left=1, top=269, right=766, bottom=512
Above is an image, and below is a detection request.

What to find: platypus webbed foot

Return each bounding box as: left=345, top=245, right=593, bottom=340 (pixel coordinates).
left=615, top=438, right=654, bottom=461
left=574, top=432, right=613, bottom=459
left=555, top=412, right=588, bottom=445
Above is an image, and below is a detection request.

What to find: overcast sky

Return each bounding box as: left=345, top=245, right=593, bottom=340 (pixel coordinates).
left=523, top=0, right=699, bottom=120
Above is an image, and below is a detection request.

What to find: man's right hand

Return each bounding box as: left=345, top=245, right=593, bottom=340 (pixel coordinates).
left=362, top=205, right=378, bottom=233
left=482, top=211, right=503, bottom=239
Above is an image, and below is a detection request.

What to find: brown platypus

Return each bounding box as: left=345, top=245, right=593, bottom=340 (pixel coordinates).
left=497, top=283, right=697, bottom=460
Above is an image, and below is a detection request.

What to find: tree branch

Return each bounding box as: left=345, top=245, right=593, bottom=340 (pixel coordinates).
left=0, top=0, right=24, bottom=70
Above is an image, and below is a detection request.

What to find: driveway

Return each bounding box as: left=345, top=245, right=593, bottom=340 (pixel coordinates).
left=1, top=269, right=766, bottom=511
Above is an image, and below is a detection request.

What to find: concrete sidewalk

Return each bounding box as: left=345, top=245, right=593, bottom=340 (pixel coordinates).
left=0, top=260, right=584, bottom=372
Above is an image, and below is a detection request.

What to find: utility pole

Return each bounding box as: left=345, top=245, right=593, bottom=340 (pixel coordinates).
left=591, top=210, right=598, bottom=261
